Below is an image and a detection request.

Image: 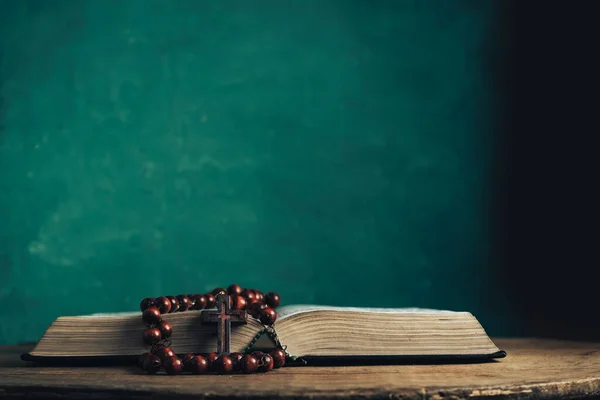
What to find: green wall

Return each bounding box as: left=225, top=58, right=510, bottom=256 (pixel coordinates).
left=0, top=0, right=507, bottom=345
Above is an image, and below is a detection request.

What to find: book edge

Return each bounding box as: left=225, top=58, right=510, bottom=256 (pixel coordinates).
left=21, top=349, right=506, bottom=366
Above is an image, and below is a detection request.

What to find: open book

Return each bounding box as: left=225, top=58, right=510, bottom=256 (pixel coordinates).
left=23, top=305, right=505, bottom=364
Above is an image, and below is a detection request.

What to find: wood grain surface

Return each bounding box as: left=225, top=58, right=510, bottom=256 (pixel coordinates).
left=1, top=339, right=600, bottom=399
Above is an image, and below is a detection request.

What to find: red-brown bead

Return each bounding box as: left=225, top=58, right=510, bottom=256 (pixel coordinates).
left=206, top=352, right=219, bottom=367
left=259, top=353, right=274, bottom=372
left=214, top=355, right=234, bottom=374
left=143, top=327, right=162, bottom=345
left=154, top=296, right=171, bottom=314
left=158, top=321, right=172, bottom=339
left=167, top=296, right=179, bottom=313
left=138, top=352, right=151, bottom=369
left=241, top=289, right=256, bottom=304
left=142, top=353, right=162, bottom=374
left=205, top=294, right=216, bottom=308
left=142, top=307, right=161, bottom=326
left=188, top=355, right=209, bottom=374
left=229, top=352, right=244, bottom=370
left=260, top=307, right=277, bottom=325
left=240, top=354, right=258, bottom=374
left=211, top=287, right=227, bottom=296
left=270, top=349, right=286, bottom=368
left=254, top=290, right=264, bottom=303
left=230, top=295, right=247, bottom=311
left=191, top=294, right=207, bottom=310
left=182, top=353, right=195, bottom=370
left=227, top=284, right=243, bottom=296
left=187, top=294, right=196, bottom=309
left=153, top=346, right=175, bottom=361
left=251, top=351, right=264, bottom=358
left=163, top=356, right=183, bottom=375
left=175, top=295, right=191, bottom=311
left=152, top=343, right=166, bottom=351
left=248, top=302, right=266, bottom=319
left=265, top=292, right=281, bottom=308
left=140, top=297, right=154, bottom=312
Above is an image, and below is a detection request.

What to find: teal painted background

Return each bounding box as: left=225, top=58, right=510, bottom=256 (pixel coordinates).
left=0, top=0, right=508, bottom=345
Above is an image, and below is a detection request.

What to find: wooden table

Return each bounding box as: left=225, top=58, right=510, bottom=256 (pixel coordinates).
left=1, top=339, right=599, bottom=399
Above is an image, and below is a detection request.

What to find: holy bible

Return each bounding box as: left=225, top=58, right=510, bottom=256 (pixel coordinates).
left=23, top=305, right=505, bottom=364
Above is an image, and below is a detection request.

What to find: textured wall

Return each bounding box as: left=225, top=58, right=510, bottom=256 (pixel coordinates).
left=0, top=0, right=506, bottom=345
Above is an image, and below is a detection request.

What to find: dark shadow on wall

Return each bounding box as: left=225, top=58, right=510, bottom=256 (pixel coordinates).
left=491, top=0, right=600, bottom=340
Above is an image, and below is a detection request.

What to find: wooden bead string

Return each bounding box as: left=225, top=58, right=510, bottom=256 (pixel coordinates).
left=138, top=284, right=284, bottom=375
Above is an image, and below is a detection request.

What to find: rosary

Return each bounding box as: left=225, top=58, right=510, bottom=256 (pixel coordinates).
left=138, top=284, right=285, bottom=375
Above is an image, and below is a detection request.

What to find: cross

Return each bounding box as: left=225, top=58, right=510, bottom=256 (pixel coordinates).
left=200, top=294, right=248, bottom=355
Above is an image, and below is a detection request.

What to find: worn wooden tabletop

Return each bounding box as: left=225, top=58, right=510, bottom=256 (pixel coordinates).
left=1, top=338, right=600, bottom=399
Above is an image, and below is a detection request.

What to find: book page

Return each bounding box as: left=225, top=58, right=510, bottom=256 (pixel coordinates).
left=69, top=305, right=465, bottom=319
left=277, top=305, right=466, bottom=320
left=83, top=311, right=141, bottom=317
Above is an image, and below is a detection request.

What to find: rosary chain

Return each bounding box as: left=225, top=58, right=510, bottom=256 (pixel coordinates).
left=139, top=286, right=286, bottom=375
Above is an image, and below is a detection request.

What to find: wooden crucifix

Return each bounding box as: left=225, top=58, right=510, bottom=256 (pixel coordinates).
left=200, top=294, right=248, bottom=355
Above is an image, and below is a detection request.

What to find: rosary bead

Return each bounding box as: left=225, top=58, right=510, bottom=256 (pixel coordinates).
left=259, top=353, right=274, bottom=372
left=206, top=352, right=219, bottom=368
left=167, top=296, right=179, bottom=313
left=214, top=355, right=234, bottom=374
left=188, top=355, right=209, bottom=374
left=140, top=297, right=154, bottom=312
left=154, top=296, right=171, bottom=314
left=265, top=292, right=281, bottom=308
left=157, top=321, right=172, bottom=339
left=187, top=294, right=196, bottom=309
left=251, top=351, right=264, bottom=358
left=163, top=356, right=183, bottom=375
left=230, top=295, right=247, bottom=311
left=142, top=353, right=162, bottom=374
left=227, top=284, right=243, bottom=296
left=153, top=346, right=175, bottom=361
left=138, top=352, right=151, bottom=369
left=229, top=352, right=243, bottom=370
left=240, top=354, right=258, bottom=374
left=260, top=307, right=277, bottom=325
left=191, top=294, right=207, bottom=310
left=270, top=349, right=286, bottom=368
left=142, top=307, right=162, bottom=326
left=152, top=343, right=166, bottom=351
left=254, top=290, right=264, bottom=303
left=143, top=327, right=162, bottom=345
left=241, top=289, right=256, bottom=304
left=182, top=353, right=195, bottom=370
left=176, top=295, right=191, bottom=311
left=211, top=287, right=227, bottom=296
left=205, top=294, right=216, bottom=308
left=248, top=302, right=266, bottom=319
